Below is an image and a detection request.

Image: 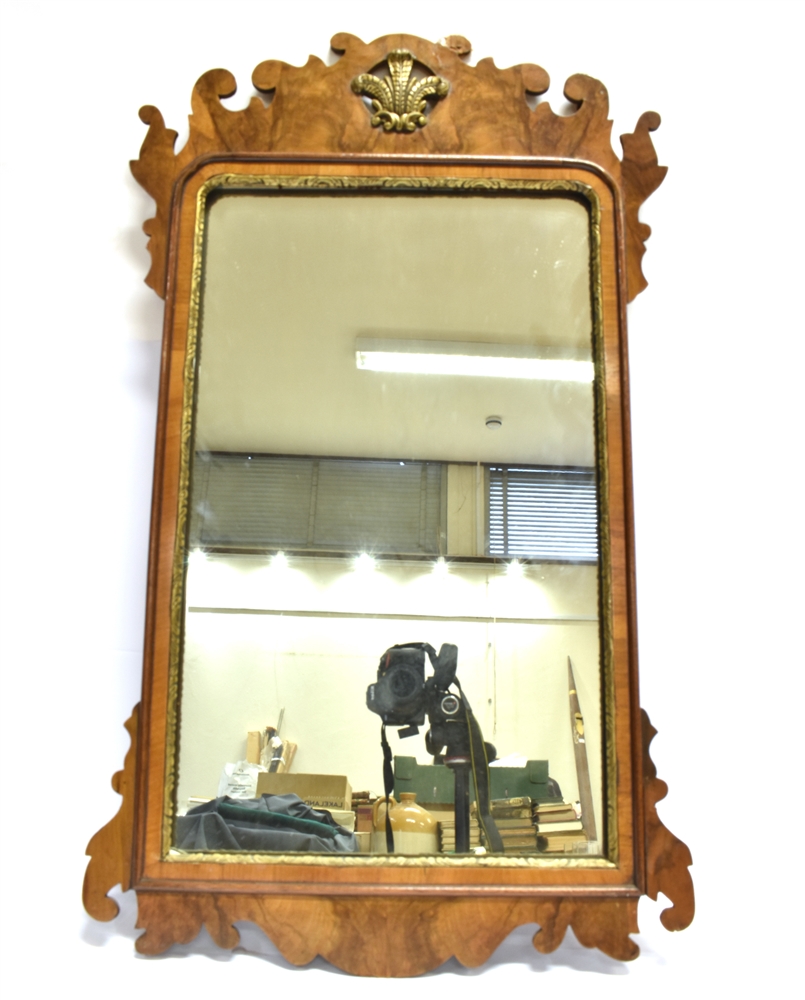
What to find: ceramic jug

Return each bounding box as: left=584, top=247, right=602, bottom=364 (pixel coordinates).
left=371, top=793, right=439, bottom=854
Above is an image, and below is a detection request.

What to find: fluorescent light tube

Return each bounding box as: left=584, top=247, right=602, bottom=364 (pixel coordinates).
left=355, top=338, right=593, bottom=382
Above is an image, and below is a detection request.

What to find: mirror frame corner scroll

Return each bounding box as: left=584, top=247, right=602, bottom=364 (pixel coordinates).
left=83, top=32, right=693, bottom=975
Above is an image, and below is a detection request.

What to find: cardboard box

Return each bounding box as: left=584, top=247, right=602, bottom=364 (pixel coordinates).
left=319, top=808, right=356, bottom=832
left=256, top=772, right=352, bottom=810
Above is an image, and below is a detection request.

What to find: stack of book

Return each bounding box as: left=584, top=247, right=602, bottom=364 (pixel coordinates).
left=536, top=828, right=589, bottom=853
left=478, top=797, right=538, bottom=852
left=533, top=799, right=588, bottom=853
left=438, top=819, right=481, bottom=852
left=534, top=801, right=581, bottom=825
left=468, top=796, right=589, bottom=854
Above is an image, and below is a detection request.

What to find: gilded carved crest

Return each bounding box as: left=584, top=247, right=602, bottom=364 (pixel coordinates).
left=129, top=33, right=666, bottom=302
left=351, top=49, right=449, bottom=131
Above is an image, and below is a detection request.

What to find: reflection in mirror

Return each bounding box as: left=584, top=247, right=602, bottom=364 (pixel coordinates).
left=174, top=185, right=605, bottom=859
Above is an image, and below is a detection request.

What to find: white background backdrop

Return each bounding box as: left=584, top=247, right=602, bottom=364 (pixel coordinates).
left=1, top=0, right=802, bottom=995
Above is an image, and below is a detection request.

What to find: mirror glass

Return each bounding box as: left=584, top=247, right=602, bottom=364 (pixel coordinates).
left=174, top=184, right=605, bottom=858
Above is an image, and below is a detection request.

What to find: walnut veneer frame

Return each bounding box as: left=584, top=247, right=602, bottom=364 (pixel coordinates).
left=83, top=33, right=693, bottom=975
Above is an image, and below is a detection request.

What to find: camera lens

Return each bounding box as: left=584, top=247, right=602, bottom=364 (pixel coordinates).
left=390, top=667, right=420, bottom=699
left=440, top=694, right=460, bottom=715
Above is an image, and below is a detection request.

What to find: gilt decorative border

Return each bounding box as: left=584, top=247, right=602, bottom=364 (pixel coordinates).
left=161, top=173, right=613, bottom=869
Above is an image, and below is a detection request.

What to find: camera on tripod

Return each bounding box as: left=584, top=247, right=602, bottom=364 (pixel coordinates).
left=366, top=641, right=503, bottom=853
left=365, top=642, right=490, bottom=758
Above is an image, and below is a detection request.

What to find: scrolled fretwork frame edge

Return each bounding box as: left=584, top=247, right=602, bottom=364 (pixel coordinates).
left=641, top=710, right=695, bottom=931
left=83, top=705, right=139, bottom=921
left=84, top=706, right=693, bottom=969
left=86, top=32, right=692, bottom=973
left=131, top=32, right=665, bottom=303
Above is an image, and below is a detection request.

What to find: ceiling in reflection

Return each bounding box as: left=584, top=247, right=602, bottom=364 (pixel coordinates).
left=196, top=193, right=596, bottom=466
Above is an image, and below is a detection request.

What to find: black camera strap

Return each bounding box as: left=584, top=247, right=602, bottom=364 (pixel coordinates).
left=456, top=681, right=504, bottom=853
left=380, top=723, right=395, bottom=853
left=378, top=644, right=435, bottom=854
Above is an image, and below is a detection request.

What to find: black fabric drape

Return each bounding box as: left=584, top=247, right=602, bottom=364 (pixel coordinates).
left=175, top=793, right=359, bottom=853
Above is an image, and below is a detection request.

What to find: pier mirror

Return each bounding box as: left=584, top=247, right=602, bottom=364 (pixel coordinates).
left=84, top=33, right=693, bottom=975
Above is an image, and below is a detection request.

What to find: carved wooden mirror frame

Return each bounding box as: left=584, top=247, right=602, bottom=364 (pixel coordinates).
left=83, top=33, right=693, bottom=976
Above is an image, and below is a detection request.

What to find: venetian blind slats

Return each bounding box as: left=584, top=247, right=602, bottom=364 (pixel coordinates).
left=190, top=453, right=443, bottom=555
left=488, top=466, right=598, bottom=562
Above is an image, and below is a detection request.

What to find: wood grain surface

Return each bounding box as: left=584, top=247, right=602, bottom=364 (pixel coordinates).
left=133, top=160, right=637, bottom=898
left=83, top=705, right=693, bottom=969
left=83, top=706, right=139, bottom=920
left=130, top=32, right=664, bottom=303
left=82, top=32, right=693, bottom=974
left=642, top=710, right=695, bottom=930
left=134, top=892, right=640, bottom=972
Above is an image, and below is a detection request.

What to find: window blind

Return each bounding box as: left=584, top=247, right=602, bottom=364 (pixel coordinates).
left=488, top=466, right=598, bottom=562
left=190, top=453, right=444, bottom=555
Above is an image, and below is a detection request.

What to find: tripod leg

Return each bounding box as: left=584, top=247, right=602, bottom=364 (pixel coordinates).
left=453, top=763, right=471, bottom=853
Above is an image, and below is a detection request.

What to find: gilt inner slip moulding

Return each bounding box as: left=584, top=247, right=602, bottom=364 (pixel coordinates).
left=83, top=33, right=693, bottom=977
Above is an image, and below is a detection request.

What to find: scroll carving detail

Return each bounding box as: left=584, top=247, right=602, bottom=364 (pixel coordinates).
left=129, top=32, right=664, bottom=302
left=642, top=710, right=695, bottom=931
left=134, top=892, right=640, bottom=972
left=621, top=113, right=668, bottom=301
left=83, top=705, right=138, bottom=920
left=81, top=705, right=650, bottom=970
left=82, top=708, right=698, bottom=973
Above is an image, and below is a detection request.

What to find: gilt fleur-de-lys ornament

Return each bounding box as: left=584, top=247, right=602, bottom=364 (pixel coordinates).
left=351, top=50, right=449, bottom=132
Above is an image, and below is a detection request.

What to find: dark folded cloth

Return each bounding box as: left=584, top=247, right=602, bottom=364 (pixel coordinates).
left=175, top=793, right=359, bottom=853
